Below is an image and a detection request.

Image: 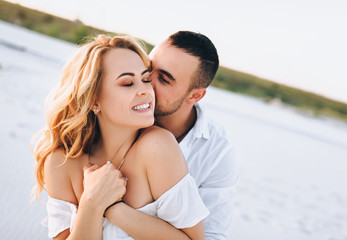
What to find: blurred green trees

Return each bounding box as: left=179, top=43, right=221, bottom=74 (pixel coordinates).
left=1, top=0, right=346, bottom=121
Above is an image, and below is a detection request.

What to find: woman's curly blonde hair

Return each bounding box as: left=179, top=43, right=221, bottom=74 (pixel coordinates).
left=31, top=34, right=151, bottom=199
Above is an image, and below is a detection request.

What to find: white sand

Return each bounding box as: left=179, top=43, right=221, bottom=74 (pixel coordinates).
left=1, top=20, right=347, bottom=239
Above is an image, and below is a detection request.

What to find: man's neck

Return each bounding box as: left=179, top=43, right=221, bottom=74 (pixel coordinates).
left=156, top=105, right=197, bottom=142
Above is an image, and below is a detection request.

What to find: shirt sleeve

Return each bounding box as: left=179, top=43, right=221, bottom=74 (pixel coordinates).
left=156, top=173, right=210, bottom=229
left=199, top=147, right=239, bottom=240
left=44, top=197, right=77, bottom=238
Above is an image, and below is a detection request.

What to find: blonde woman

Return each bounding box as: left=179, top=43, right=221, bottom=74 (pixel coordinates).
left=32, top=35, right=209, bottom=240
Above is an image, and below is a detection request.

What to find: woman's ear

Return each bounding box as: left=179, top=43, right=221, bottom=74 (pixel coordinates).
left=185, top=88, right=206, bottom=105
left=91, top=103, right=100, bottom=115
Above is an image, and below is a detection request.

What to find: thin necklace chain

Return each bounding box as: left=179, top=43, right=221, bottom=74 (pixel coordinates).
left=117, top=157, right=126, bottom=170
left=88, top=132, right=140, bottom=170
left=88, top=150, right=126, bottom=170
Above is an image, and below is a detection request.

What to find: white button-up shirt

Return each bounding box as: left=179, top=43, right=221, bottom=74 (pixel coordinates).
left=179, top=103, right=239, bottom=240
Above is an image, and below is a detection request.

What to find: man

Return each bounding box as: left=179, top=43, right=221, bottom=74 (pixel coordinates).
left=107, top=31, right=238, bottom=239
left=150, top=31, right=239, bottom=239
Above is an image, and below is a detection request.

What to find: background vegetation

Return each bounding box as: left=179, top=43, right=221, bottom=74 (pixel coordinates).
left=1, top=0, right=346, bottom=121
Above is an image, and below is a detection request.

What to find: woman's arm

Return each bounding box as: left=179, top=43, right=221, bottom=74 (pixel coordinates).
left=45, top=151, right=126, bottom=240
left=105, top=127, right=205, bottom=240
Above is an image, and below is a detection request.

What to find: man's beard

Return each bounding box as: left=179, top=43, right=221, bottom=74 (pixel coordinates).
left=154, top=94, right=187, bottom=117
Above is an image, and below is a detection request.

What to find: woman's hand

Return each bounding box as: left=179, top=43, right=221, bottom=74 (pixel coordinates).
left=81, top=163, right=127, bottom=212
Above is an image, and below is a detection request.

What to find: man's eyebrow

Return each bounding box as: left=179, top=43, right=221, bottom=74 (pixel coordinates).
left=158, top=69, right=175, bottom=81
left=116, top=72, right=135, bottom=79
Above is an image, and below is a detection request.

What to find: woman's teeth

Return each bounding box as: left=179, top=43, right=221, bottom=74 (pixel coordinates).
left=132, top=103, right=150, bottom=111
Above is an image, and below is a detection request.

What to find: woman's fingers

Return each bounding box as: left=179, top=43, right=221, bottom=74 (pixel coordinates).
left=83, top=164, right=100, bottom=174
left=122, top=177, right=128, bottom=186
left=82, top=163, right=92, bottom=172
left=82, top=161, right=127, bottom=209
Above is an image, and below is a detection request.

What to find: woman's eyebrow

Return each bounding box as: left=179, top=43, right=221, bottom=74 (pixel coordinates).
left=116, top=72, right=135, bottom=79
left=116, top=69, right=149, bottom=80
left=141, top=69, right=150, bottom=75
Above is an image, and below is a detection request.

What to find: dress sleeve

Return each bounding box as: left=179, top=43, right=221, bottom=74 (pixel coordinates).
left=44, top=197, right=77, bottom=238
left=156, top=173, right=209, bottom=229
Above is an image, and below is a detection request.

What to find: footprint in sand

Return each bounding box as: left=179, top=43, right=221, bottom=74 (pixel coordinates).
left=296, top=216, right=314, bottom=234
left=17, top=123, right=27, bottom=129
left=9, top=131, right=17, bottom=139
left=331, top=192, right=346, bottom=207
left=241, top=213, right=252, bottom=222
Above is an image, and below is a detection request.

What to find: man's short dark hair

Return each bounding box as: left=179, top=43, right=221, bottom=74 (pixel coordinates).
left=168, top=31, right=219, bottom=90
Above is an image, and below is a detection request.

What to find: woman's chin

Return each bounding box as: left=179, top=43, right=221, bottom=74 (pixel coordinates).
left=144, top=118, right=155, bottom=127
left=136, top=118, right=155, bottom=129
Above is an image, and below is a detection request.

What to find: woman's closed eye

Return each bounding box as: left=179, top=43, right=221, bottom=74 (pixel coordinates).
left=142, top=78, right=152, bottom=83
left=123, top=78, right=151, bottom=86
left=123, top=81, right=134, bottom=87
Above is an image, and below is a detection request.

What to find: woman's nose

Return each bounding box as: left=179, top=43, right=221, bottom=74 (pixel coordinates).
left=136, top=90, right=147, bottom=96
left=136, top=83, right=152, bottom=97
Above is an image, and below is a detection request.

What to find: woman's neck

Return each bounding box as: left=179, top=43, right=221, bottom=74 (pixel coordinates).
left=91, top=127, right=139, bottom=167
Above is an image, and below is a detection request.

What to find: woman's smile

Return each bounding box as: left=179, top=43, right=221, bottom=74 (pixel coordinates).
left=131, top=102, right=152, bottom=112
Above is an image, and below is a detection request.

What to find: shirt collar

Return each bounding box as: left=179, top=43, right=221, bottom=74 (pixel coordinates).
left=192, top=102, right=210, bottom=140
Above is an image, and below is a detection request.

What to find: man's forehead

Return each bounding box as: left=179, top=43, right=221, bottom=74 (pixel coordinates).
left=150, top=41, right=178, bottom=71
left=150, top=40, right=197, bottom=67
left=150, top=40, right=173, bottom=61
left=150, top=39, right=170, bottom=53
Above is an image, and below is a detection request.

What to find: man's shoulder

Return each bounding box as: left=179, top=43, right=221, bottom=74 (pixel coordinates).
left=206, top=115, right=228, bottom=136
left=196, top=104, right=232, bottom=146
left=189, top=105, right=238, bottom=188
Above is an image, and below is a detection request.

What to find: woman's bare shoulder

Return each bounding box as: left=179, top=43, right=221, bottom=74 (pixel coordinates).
left=138, top=125, right=176, bottom=144
left=44, top=149, right=69, bottom=175
left=136, top=126, right=187, bottom=169
left=44, top=149, right=81, bottom=203
left=45, top=149, right=86, bottom=170
left=135, top=126, right=188, bottom=199
left=135, top=126, right=181, bottom=157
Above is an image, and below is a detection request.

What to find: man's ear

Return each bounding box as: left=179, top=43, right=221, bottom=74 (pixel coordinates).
left=185, top=88, right=206, bottom=104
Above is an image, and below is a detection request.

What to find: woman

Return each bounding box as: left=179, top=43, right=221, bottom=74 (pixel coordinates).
left=32, top=34, right=209, bottom=239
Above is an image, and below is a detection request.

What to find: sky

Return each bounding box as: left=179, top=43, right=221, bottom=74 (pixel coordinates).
left=6, top=0, right=347, bottom=103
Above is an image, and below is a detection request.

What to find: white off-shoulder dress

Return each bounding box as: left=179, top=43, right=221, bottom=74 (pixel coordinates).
left=44, top=173, right=209, bottom=239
